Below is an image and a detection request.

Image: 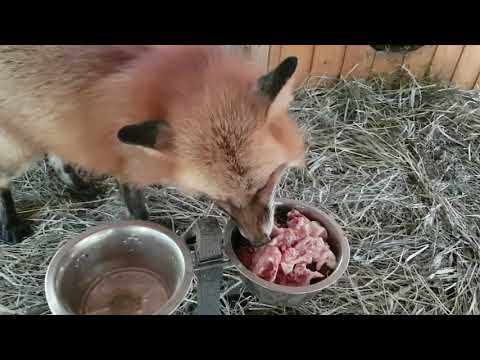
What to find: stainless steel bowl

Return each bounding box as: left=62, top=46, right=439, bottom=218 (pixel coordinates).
left=45, top=221, right=193, bottom=315
left=224, top=199, right=350, bottom=307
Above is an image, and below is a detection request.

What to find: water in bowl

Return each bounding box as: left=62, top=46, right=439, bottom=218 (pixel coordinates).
left=80, top=268, right=170, bottom=315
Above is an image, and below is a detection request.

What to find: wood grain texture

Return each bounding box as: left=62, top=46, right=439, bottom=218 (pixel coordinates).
left=268, top=45, right=282, bottom=71
left=341, top=45, right=376, bottom=80
left=280, top=45, right=315, bottom=87
left=430, top=45, right=465, bottom=82
left=403, top=45, right=437, bottom=79
left=452, top=45, right=480, bottom=89
left=310, top=45, right=346, bottom=79
left=253, top=45, right=479, bottom=89
left=249, top=45, right=270, bottom=73
left=370, top=51, right=405, bottom=78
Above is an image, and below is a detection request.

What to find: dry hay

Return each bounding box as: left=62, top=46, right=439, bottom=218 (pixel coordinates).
left=1, top=73, right=480, bottom=315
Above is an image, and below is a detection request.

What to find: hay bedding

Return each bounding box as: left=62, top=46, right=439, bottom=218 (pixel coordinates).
left=1, top=75, right=480, bottom=315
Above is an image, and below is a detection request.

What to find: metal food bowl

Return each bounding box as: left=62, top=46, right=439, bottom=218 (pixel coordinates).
left=45, top=221, right=193, bottom=315
left=224, top=199, right=350, bottom=307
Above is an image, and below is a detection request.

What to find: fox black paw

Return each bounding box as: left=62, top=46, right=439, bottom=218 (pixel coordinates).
left=0, top=219, right=34, bottom=245
left=66, top=183, right=104, bottom=203
left=129, top=208, right=150, bottom=222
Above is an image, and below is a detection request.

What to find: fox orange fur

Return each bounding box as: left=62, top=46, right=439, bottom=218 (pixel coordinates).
left=0, top=45, right=305, bottom=245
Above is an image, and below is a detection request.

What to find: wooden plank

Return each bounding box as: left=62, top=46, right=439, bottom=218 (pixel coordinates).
left=403, top=45, right=437, bottom=80
left=430, top=45, right=465, bottom=82
left=249, top=45, right=270, bottom=73
left=341, top=45, right=376, bottom=80
left=268, top=45, right=282, bottom=71
left=310, top=45, right=346, bottom=80
left=280, top=45, right=315, bottom=87
left=370, top=51, right=405, bottom=78
left=223, top=45, right=249, bottom=55
left=452, top=45, right=480, bottom=89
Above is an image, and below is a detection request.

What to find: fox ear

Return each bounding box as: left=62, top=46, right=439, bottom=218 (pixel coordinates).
left=257, top=57, right=298, bottom=100
left=117, top=120, right=172, bottom=151
left=257, top=57, right=298, bottom=119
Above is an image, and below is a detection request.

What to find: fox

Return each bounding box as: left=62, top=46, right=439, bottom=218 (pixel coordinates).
left=0, top=45, right=305, bottom=246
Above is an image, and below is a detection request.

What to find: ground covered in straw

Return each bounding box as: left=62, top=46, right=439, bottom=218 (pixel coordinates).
left=1, top=77, right=479, bottom=315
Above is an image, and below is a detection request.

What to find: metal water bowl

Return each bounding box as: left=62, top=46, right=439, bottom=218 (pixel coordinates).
left=45, top=221, right=193, bottom=315
left=224, top=199, right=350, bottom=307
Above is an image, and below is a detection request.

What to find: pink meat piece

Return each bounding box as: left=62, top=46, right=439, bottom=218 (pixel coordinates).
left=249, top=246, right=282, bottom=282
left=315, top=246, right=337, bottom=271
left=286, top=210, right=329, bottom=242
left=270, top=228, right=298, bottom=251
left=287, top=209, right=310, bottom=229
left=294, top=236, right=337, bottom=271
left=276, top=264, right=324, bottom=287
left=280, top=247, right=313, bottom=275
left=280, top=248, right=300, bottom=275
left=308, top=221, right=328, bottom=239
left=286, top=264, right=324, bottom=287
left=275, top=268, right=288, bottom=286
left=280, top=235, right=336, bottom=276
left=237, top=209, right=338, bottom=287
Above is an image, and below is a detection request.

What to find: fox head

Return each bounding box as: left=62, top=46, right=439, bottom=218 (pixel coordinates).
left=117, top=50, right=305, bottom=247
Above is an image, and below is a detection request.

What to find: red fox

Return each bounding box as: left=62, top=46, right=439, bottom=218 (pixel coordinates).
left=0, top=45, right=305, bottom=246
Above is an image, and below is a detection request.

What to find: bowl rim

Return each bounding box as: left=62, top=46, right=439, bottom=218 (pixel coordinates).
left=45, top=220, right=193, bottom=315
left=224, top=199, right=350, bottom=295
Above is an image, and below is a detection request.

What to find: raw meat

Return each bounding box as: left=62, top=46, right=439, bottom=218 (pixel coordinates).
left=276, top=264, right=325, bottom=287
left=237, top=209, right=337, bottom=287
left=280, top=247, right=312, bottom=275
left=249, top=246, right=282, bottom=282
left=270, top=228, right=298, bottom=251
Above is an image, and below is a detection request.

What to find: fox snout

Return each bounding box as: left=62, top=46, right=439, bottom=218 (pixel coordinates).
left=227, top=201, right=275, bottom=248
left=238, top=226, right=272, bottom=248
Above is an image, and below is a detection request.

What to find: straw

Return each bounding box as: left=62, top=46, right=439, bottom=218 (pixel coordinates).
left=1, top=70, right=479, bottom=315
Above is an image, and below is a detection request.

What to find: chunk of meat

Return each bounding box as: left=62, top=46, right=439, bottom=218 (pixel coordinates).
left=237, top=209, right=338, bottom=287
left=280, top=247, right=300, bottom=275
left=287, top=209, right=310, bottom=229
left=270, top=228, right=298, bottom=251
left=276, top=264, right=324, bottom=287
left=280, top=247, right=313, bottom=275
left=286, top=209, right=329, bottom=241
left=294, top=236, right=336, bottom=271
left=287, top=264, right=324, bottom=287
left=250, top=246, right=282, bottom=282
left=315, top=246, right=337, bottom=271
left=308, top=221, right=328, bottom=239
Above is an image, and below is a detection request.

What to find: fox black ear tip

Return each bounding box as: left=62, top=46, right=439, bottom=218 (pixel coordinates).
left=282, top=57, right=298, bottom=67
left=285, top=57, right=298, bottom=65
left=117, top=126, right=129, bottom=142
left=280, top=57, right=298, bottom=74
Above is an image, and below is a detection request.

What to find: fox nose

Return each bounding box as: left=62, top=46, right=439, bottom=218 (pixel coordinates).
left=251, top=233, right=272, bottom=248
left=238, top=228, right=271, bottom=247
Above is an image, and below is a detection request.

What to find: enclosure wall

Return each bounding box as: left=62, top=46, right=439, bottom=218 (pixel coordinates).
left=248, top=45, right=480, bottom=90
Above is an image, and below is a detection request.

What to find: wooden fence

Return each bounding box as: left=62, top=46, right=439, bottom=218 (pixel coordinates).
left=247, top=45, right=480, bottom=90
